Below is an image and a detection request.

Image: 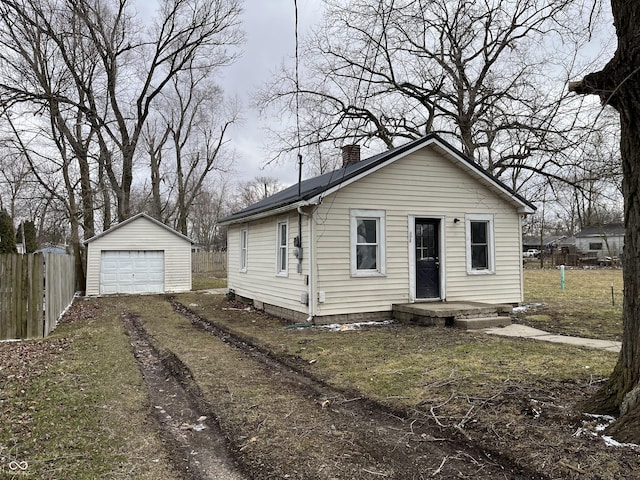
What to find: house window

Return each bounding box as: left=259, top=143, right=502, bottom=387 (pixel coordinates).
left=350, top=209, right=386, bottom=276
left=465, top=214, right=495, bottom=274
left=589, top=242, right=603, bottom=250
left=240, top=227, right=248, bottom=272
left=276, top=220, right=288, bottom=275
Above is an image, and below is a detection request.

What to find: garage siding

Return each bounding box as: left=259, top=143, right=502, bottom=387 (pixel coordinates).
left=86, top=215, right=192, bottom=296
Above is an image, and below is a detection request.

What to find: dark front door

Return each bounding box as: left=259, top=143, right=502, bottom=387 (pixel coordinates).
left=415, top=219, right=440, bottom=299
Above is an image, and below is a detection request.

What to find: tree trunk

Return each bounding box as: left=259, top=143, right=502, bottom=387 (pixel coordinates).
left=569, top=0, right=640, bottom=442
left=77, top=152, right=95, bottom=238
left=98, top=157, right=111, bottom=231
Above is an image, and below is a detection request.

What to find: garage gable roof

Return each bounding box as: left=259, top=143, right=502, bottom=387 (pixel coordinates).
left=220, top=134, right=536, bottom=225
left=84, top=213, right=193, bottom=245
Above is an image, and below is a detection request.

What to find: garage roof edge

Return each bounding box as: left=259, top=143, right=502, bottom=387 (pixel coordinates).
left=83, top=212, right=194, bottom=245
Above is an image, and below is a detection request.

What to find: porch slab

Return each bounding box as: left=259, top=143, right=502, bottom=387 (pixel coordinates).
left=393, top=301, right=512, bottom=329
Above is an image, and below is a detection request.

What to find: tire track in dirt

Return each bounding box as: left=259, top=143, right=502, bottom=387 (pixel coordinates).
left=123, top=312, right=248, bottom=480
left=168, top=297, right=548, bottom=480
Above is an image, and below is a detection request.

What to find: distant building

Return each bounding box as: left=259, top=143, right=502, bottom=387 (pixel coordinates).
left=574, top=223, right=625, bottom=260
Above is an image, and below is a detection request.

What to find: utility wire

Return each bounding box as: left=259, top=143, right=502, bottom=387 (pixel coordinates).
left=294, top=0, right=303, bottom=197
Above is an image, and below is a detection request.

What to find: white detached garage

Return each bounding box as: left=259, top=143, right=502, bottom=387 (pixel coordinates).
left=84, top=213, right=192, bottom=296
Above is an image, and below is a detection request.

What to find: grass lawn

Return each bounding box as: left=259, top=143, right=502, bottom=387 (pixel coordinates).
left=173, top=293, right=627, bottom=478
left=520, top=268, right=623, bottom=341
left=0, top=267, right=628, bottom=479
left=0, top=299, right=178, bottom=479
left=177, top=293, right=616, bottom=411
left=191, top=273, right=227, bottom=290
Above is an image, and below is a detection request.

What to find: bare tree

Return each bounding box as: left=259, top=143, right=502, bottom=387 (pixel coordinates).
left=259, top=0, right=604, bottom=191
left=144, top=70, right=238, bottom=235
left=569, top=0, right=640, bottom=442
left=0, top=0, right=102, bottom=237
left=0, top=0, right=243, bottom=222
left=0, top=147, right=35, bottom=221
left=233, top=176, right=286, bottom=211
left=189, top=178, right=232, bottom=251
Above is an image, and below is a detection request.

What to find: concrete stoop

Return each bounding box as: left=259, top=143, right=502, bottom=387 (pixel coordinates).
left=393, top=301, right=512, bottom=330
left=454, top=316, right=511, bottom=330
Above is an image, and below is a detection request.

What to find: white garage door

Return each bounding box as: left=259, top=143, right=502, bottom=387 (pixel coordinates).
left=100, top=250, right=165, bottom=294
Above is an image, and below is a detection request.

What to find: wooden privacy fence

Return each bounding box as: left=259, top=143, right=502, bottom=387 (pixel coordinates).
left=0, top=253, right=76, bottom=340
left=192, top=251, right=227, bottom=275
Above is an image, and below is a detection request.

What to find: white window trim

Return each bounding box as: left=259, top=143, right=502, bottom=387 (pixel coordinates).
left=465, top=214, right=495, bottom=274
left=240, top=227, right=248, bottom=273
left=275, top=219, right=289, bottom=276
left=350, top=209, right=386, bottom=277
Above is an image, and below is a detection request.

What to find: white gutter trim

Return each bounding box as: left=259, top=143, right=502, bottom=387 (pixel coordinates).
left=429, top=139, right=536, bottom=215
left=220, top=200, right=315, bottom=226
left=305, top=136, right=534, bottom=214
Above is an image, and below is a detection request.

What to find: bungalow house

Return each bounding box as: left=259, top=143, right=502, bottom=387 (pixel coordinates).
left=220, top=134, right=536, bottom=324
left=574, top=223, right=625, bottom=260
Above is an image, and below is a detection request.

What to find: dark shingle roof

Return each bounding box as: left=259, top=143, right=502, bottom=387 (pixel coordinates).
left=220, top=134, right=535, bottom=224
left=575, top=223, right=625, bottom=237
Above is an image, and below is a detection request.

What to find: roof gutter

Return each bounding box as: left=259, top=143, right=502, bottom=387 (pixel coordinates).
left=219, top=200, right=315, bottom=226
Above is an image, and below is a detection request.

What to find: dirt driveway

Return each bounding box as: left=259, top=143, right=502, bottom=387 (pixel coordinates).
left=4, top=293, right=637, bottom=479
left=116, top=295, right=548, bottom=480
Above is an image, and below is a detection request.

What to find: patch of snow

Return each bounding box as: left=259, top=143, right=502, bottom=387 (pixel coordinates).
left=512, top=303, right=544, bottom=314
left=602, top=435, right=638, bottom=448
left=576, top=414, right=640, bottom=448
left=318, top=320, right=395, bottom=331
left=222, top=306, right=252, bottom=312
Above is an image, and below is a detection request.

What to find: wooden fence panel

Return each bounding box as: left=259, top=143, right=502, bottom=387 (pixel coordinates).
left=0, top=254, right=43, bottom=340
left=192, top=251, right=227, bottom=275
left=44, top=253, right=76, bottom=336
left=25, top=254, right=43, bottom=339
left=0, top=254, right=16, bottom=340
left=0, top=253, right=76, bottom=340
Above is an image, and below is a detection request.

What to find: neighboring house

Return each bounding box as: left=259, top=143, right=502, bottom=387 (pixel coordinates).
left=522, top=235, right=569, bottom=252
left=35, top=245, right=68, bottom=255
left=220, top=134, right=536, bottom=323
left=574, top=223, right=625, bottom=260
left=85, top=213, right=192, bottom=295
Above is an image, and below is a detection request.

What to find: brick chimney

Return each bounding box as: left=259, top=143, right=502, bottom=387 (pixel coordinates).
left=341, top=144, right=361, bottom=167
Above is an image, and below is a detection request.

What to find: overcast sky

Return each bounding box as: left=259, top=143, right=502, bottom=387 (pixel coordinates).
left=204, top=0, right=615, bottom=189
left=220, top=0, right=324, bottom=186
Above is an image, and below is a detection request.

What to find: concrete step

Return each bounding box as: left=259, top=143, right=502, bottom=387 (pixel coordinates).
left=454, top=316, right=512, bottom=330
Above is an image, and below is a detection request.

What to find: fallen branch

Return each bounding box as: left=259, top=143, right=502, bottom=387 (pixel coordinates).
left=432, top=455, right=448, bottom=476
left=560, top=460, right=587, bottom=474
left=362, top=467, right=388, bottom=476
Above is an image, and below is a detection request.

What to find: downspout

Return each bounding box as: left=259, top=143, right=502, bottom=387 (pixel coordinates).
left=297, top=205, right=314, bottom=322
left=519, top=214, right=525, bottom=303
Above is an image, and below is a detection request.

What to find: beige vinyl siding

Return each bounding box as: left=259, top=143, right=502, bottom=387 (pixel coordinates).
left=86, top=216, right=191, bottom=296
left=313, top=146, right=522, bottom=316
left=227, top=211, right=309, bottom=315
